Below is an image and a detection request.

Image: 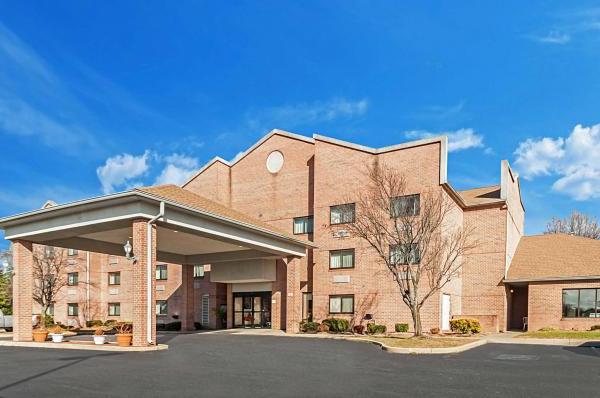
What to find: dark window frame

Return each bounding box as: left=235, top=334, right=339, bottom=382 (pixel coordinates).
left=67, top=303, right=79, bottom=317
left=156, top=300, right=168, bottom=316
left=108, top=302, right=121, bottom=316
left=193, top=265, right=205, bottom=279
left=562, top=288, right=600, bottom=318
left=330, top=203, right=356, bottom=225
left=67, top=272, right=79, bottom=286
left=67, top=248, right=78, bottom=256
left=293, top=216, right=314, bottom=235
left=389, top=243, right=421, bottom=265
left=108, top=271, right=121, bottom=286
left=328, top=294, right=355, bottom=314
left=329, top=249, right=356, bottom=270
left=156, top=264, right=168, bottom=280
left=390, top=194, right=420, bottom=217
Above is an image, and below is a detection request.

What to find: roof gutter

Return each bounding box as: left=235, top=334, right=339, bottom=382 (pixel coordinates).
left=504, top=275, right=600, bottom=284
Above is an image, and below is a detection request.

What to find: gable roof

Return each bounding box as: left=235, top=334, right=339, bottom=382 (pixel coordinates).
left=458, top=185, right=504, bottom=207
left=506, top=234, right=600, bottom=282
left=136, top=184, right=310, bottom=245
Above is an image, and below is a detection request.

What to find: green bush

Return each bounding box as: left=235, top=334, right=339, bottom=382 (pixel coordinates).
left=590, top=325, right=600, bottom=331
left=395, top=323, right=409, bottom=333
left=43, top=315, right=54, bottom=328
left=449, top=318, right=481, bottom=334
left=86, top=320, right=103, bottom=328
left=104, top=319, right=117, bottom=327
left=300, top=321, right=320, bottom=333
left=322, top=318, right=350, bottom=333
left=157, top=321, right=182, bottom=331
left=367, top=323, right=387, bottom=334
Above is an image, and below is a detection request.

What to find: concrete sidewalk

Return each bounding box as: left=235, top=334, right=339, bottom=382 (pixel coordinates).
left=482, top=332, right=600, bottom=347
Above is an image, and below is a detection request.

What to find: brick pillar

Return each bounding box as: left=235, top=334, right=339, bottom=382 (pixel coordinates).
left=226, top=283, right=233, bottom=329
left=12, top=240, right=33, bottom=342
left=181, top=265, right=195, bottom=331
left=132, top=219, right=157, bottom=346
left=286, top=257, right=301, bottom=333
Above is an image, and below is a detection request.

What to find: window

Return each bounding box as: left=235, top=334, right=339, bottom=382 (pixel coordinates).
left=67, top=303, right=78, bottom=316
left=46, top=304, right=54, bottom=316
left=330, top=203, right=355, bottom=225
left=108, top=303, right=121, bottom=316
left=156, top=300, right=168, bottom=315
left=44, top=246, right=54, bottom=258
left=67, top=248, right=78, bottom=256
left=108, top=272, right=121, bottom=285
left=193, top=265, right=205, bottom=278
left=391, top=194, right=420, bottom=217
left=563, top=288, right=600, bottom=318
left=390, top=244, right=420, bottom=264
left=293, top=216, right=314, bottom=234
left=156, top=264, right=168, bottom=280
left=329, top=295, right=354, bottom=314
left=67, top=272, right=79, bottom=286
left=329, top=249, right=355, bottom=269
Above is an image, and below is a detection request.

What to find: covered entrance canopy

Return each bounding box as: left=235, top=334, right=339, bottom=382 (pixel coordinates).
left=0, top=185, right=312, bottom=346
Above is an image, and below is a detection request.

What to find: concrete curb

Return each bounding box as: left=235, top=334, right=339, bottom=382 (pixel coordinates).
left=0, top=340, right=168, bottom=352
left=365, top=338, right=487, bottom=354
left=486, top=337, right=600, bottom=347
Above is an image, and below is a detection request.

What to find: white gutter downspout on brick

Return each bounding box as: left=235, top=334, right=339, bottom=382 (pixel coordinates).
left=146, top=201, right=164, bottom=345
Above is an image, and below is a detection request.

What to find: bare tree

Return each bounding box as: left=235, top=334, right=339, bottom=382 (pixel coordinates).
left=342, top=161, right=476, bottom=336
left=32, top=246, right=71, bottom=328
left=546, top=211, right=600, bottom=239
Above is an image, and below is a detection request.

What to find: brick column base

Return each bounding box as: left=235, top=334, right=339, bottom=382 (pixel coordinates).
left=181, top=265, right=195, bottom=331
left=226, top=284, right=233, bottom=329
left=12, top=240, right=33, bottom=342
left=132, top=219, right=157, bottom=346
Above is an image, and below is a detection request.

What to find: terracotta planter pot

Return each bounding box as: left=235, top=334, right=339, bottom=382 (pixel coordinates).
left=32, top=330, right=49, bottom=342
left=116, top=333, right=133, bottom=347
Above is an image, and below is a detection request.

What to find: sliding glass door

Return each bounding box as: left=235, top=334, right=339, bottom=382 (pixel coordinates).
left=233, top=292, right=271, bottom=328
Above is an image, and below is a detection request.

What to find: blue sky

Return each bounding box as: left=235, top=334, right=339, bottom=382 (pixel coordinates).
left=1, top=1, right=600, bottom=249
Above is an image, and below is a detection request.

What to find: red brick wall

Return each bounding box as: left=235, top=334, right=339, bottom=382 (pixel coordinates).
left=528, top=280, right=600, bottom=331
left=462, top=206, right=508, bottom=331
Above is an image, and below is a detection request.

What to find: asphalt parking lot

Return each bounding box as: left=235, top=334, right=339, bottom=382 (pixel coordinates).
left=0, top=334, right=598, bottom=397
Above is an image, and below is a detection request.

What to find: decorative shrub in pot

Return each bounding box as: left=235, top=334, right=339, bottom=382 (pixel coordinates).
left=48, top=325, right=65, bottom=343
left=93, top=327, right=106, bottom=345
left=32, top=327, right=49, bottom=342
left=115, top=322, right=133, bottom=347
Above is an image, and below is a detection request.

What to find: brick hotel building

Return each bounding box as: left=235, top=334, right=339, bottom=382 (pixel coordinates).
left=4, top=129, right=600, bottom=345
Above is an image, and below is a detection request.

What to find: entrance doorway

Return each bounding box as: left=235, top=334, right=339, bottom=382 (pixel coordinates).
left=509, top=285, right=529, bottom=330
left=233, top=292, right=271, bottom=328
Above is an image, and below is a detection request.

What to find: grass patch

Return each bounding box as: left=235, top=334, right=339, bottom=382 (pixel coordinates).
left=366, top=337, right=477, bottom=348
left=518, top=330, right=600, bottom=339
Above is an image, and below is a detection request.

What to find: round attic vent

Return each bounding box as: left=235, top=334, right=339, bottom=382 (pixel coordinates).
left=266, top=150, right=284, bottom=173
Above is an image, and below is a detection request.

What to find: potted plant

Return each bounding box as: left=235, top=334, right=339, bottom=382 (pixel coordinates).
left=93, top=327, right=106, bottom=345
left=48, top=324, right=65, bottom=343
left=32, top=326, right=49, bottom=342
left=115, top=322, right=133, bottom=347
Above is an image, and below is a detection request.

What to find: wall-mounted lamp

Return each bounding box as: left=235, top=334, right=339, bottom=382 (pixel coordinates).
left=124, top=240, right=137, bottom=262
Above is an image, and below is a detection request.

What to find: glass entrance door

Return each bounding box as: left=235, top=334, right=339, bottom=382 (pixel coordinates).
left=233, top=292, right=271, bottom=328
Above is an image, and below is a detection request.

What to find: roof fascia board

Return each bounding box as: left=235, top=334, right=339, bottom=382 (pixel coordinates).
left=505, top=275, right=600, bottom=283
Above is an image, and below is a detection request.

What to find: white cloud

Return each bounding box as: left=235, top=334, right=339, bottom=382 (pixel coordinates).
left=404, top=128, right=485, bottom=152
left=246, top=97, right=368, bottom=130
left=530, top=31, right=571, bottom=44
left=96, top=151, right=151, bottom=194
left=514, top=124, right=600, bottom=200
left=154, top=154, right=199, bottom=186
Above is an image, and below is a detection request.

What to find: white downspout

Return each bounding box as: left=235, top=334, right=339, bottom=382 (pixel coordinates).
left=146, top=201, right=165, bottom=344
